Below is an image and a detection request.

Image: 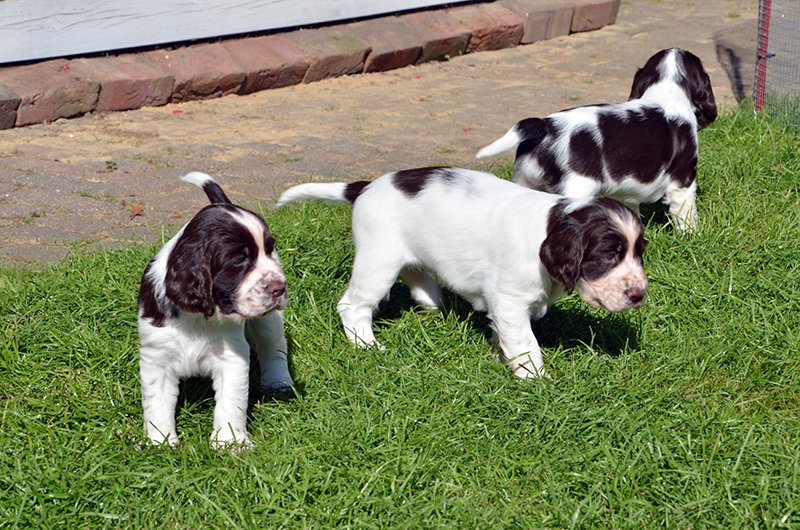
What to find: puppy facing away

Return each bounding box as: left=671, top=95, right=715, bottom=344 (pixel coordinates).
left=475, top=48, right=717, bottom=231
left=277, top=167, right=648, bottom=379
left=138, top=172, right=293, bottom=448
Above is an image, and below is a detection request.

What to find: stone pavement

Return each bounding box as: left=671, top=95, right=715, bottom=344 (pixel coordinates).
left=0, top=0, right=759, bottom=266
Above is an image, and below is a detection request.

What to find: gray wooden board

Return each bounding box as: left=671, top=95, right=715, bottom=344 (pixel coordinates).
left=0, top=0, right=470, bottom=64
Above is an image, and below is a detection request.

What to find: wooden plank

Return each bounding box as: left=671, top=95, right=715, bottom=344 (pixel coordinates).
left=0, top=0, right=470, bottom=64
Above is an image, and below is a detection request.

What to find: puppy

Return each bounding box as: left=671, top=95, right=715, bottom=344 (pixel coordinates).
left=138, top=172, right=293, bottom=448
left=277, top=167, right=648, bottom=379
left=475, top=48, right=717, bottom=231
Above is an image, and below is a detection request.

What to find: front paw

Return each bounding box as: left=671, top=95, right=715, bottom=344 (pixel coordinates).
left=144, top=424, right=180, bottom=447
left=210, top=428, right=254, bottom=452
left=512, top=365, right=552, bottom=380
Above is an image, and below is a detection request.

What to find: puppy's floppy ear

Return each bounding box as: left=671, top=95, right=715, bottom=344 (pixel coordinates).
left=165, top=235, right=216, bottom=318
left=628, top=66, right=659, bottom=101
left=628, top=49, right=668, bottom=100
left=539, top=208, right=583, bottom=294
left=685, top=55, right=717, bottom=129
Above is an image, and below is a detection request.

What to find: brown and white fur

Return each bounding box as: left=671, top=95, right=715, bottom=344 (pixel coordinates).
left=277, top=167, right=648, bottom=379
left=476, top=48, right=717, bottom=231
left=138, top=172, right=293, bottom=449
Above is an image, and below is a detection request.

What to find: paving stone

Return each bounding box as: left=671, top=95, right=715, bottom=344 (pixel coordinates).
left=222, top=35, right=311, bottom=94
left=9, top=173, right=130, bottom=197
left=36, top=213, right=115, bottom=235
left=399, top=11, right=472, bottom=64
left=0, top=59, right=100, bottom=127
left=130, top=193, right=206, bottom=214
left=73, top=55, right=174, bottom=112
left=0, top=202, right=44, bottom=221
left=714, top=18, right=758, bottom=103
left=2, top=224, right=87, bottom=245
left=446, top=4, right=525, bottom=53
left=0, top=182, right=19, bottom=194
left=499, top=0, right=574, bottom=43
left=92, top=172, right=184, bottom=194
left=284, top=26, right=372, bottom=83
left=145, top=44, right=246, bottom=103
left=0, top=84, right=21, bottom=130
left=107, top=225, right=169, bottom=245
left=0, top=244, right=70, bottom=264
left=1, top=157, right=97, bottom=178
left=347, top=18, right=423, bottom=73
left=571, top=0, right=620, bottom=33
left=8, top=188, right=121, bottom=215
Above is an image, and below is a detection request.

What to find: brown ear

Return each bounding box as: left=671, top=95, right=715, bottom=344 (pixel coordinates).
left=539, top=210, right=583, bottom=294
left=692, top=70, right=717, bottom=129
left=165, top=235, right=215, bottom=318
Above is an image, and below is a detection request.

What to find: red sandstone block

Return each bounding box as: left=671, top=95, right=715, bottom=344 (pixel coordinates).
left=499, top=0, right=574, bottom=43
left=399, top=11, right=472, bottom=64
left=144, top=43, right=245, bottom=103
left=284, top=26, right=372, bottom=83
left=222, top=35, right=310, bottom=94
left=0, top=84, right=21, bottom=130
left=446, top=4, right=524, bottom=53
left=0, top=59, right=99, bottom=127
left=72, top=55, right=173, bottom=112
left=571, top=0, right=621, bottom=33
left=347, top=17, right=423, bottom=73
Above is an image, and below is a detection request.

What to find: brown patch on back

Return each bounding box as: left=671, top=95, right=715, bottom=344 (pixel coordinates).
left=391, top=167, right=454, bottom=198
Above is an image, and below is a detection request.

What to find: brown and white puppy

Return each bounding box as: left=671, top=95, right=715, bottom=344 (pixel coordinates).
left=476, top=48, right=717, bottom=231
left=277, top=167, right=648, bottom=379
left=138, top=172, right=293, bottom=449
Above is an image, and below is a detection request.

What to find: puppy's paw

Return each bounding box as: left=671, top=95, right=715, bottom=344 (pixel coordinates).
left=143, top=426, right=180, bottom=448
left=210, top=428, right=254, bottom=452
left=512, top=365, right=552, bottom=380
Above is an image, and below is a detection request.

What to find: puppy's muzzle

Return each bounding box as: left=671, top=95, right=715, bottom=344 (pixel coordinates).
left=625, top=286, right=646, bottom=307
left=264, top=278, right=288, bottom=300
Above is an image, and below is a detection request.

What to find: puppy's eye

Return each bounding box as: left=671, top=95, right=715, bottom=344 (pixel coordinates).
left=603, top=248, right=619, bottom=262
left=236, top=246, right=250, bottom=265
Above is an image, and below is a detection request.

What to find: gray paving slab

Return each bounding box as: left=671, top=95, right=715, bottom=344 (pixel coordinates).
left=0, top=0, right=759, bottom=265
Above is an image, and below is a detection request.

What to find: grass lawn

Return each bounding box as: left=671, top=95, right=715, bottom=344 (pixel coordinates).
left=2, top=105, right=800, bottom=528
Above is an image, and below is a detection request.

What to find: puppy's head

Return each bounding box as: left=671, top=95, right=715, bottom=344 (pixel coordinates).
left=629, top=48, right=717, bottom=130
left=162, top=204, right=287, bottom=321
left=540, top=198, right=648, bottom=312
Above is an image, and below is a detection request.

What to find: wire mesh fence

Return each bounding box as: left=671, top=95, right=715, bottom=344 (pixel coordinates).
left=754, top=0, right=800, bottom=128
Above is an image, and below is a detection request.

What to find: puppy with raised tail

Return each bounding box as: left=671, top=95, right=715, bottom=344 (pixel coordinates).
left=277, top=167, right=648, bottom=379
left=476, top=48, right=717, bottom=231
left=138, top=172, right=293, bottom=449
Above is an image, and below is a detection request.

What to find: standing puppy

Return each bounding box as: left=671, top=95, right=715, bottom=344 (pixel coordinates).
left=138, top=172, right=293, bottom=448
left=476, top=48, right=717, bottom=231
left=277, top=167, right=648, bottom=379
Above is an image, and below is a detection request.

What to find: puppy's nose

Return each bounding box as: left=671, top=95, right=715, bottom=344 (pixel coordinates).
left=626, top=286, right=646, bottom=305
left=266, top=280, right=287, bottom=299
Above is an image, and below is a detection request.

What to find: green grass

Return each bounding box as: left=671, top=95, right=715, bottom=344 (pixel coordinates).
left=2, top=105, right=800, bottom=528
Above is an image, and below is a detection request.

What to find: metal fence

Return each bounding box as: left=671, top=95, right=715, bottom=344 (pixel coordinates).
left=754, top=0, right=800, bottom=128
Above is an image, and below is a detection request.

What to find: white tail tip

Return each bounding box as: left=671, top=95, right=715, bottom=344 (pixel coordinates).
left=276, top=182, right=350, bottom=207
left=475, top=128, right=522, bottom=159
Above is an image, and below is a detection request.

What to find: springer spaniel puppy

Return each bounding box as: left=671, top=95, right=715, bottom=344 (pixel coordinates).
left=138, top=172, right=293, bottom=449
left=277, top=167, right=648, bottom=379
left=475, top=48, right=717, bottom=231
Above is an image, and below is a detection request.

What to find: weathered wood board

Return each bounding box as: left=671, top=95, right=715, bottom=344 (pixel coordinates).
left=0, top=0, right=468, bottom=64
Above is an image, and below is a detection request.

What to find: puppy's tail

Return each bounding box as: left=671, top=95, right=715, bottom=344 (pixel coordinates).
left=276, top=181, right=370, bottom=207
left=181, top=172, right=232, bottom=205
left=475, top=118, right=547, bottom=159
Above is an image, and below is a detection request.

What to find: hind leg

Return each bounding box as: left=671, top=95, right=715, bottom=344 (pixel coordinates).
left=338, top=251, right=404, bottom=348
left=400, top=267, right=442, bottom=310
